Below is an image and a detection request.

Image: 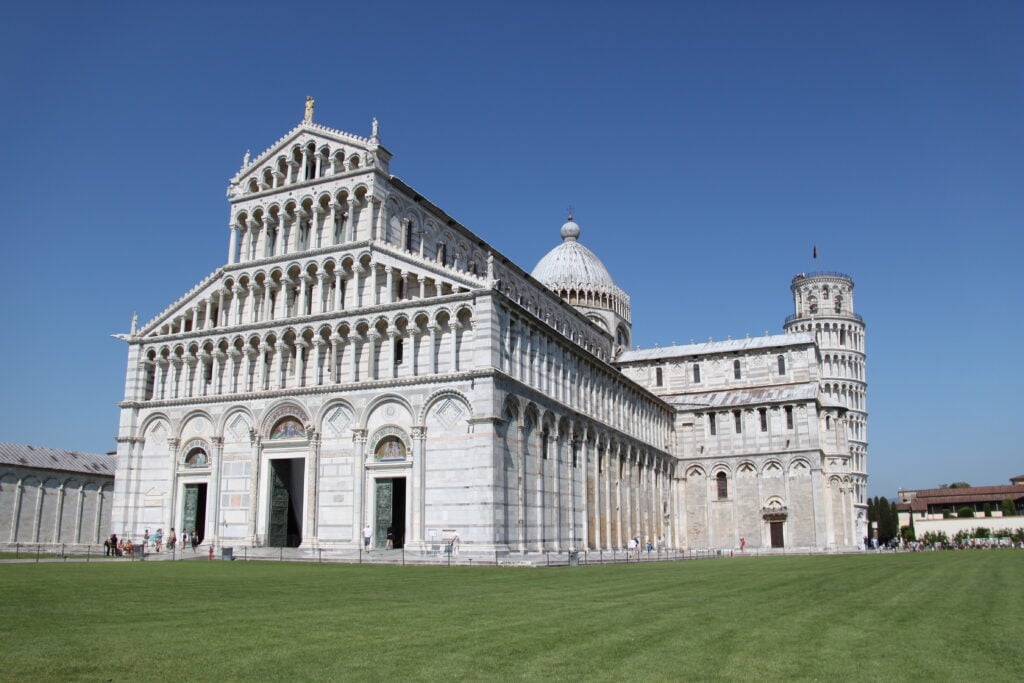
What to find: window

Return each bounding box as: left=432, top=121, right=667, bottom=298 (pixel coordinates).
left=541, top=433, right=549, bottom=460
left=733, top=410, right=742, bottom=434
left=708, top=413, right=717, bottom=436
left=822, top=286, right=829, bottom=299
left=840, top=329, right=847, bottom=345
left=777, top=354, right=786, bottom=375
left=785, top=405, right=794, bottom=430
left=655, top=367, right=663, bottom=387
left=733, top=359, right=742, bottom=380
left=692, top=363, right=701, bottom=383
left=394, top=338, right=404, bottom=365
left=716, top=472, right=728, bottom=500
left=825, top=414, right=832, bottom=430
left=759, top=408, right=768, bottom=432
left=834, top=296, right=843, bottom=314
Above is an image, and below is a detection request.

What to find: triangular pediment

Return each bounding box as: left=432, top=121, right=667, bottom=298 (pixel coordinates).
left=228, top=121, right=391, bottom=196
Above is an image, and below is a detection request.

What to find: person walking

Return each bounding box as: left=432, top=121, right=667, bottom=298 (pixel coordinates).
left=154, top=528, right=164, bottom=552
left=190, top=529, right=199, bottom=552
left=168, top=528, right=177, bottom=551
left=181, top=530, right=189, bottom=551
left=386, top=525, right=395, bottom=550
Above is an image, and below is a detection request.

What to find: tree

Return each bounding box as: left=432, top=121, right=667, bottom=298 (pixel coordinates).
left=939, top=482, right=972, bottom=489
left=983, top=502, right=992, bottom=518
left=901, top=525, right=916, bottom=541
left=1002, top=499, right=1016, bottom=517
left=958, top=506, right=974, bottom=518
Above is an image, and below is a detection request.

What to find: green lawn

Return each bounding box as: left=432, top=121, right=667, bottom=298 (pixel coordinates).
left=2, top=552, right=1021, bottom=681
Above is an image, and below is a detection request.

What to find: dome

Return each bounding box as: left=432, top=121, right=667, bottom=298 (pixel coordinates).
left=531, top=217, right=617, bottom=289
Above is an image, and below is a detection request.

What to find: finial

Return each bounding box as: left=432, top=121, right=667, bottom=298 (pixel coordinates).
left=130, top=312, right=138, bottom=334
left=304, top=96, right=314, bottom=123
left=560, top=211, right=581, bottom=242
left=242, top=150, right=251, bottom=167
left=371, top=117, right=379, bottom=140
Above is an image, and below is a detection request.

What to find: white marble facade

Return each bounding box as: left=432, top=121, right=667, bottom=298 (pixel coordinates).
left=111, top=111, right=866, bottom=555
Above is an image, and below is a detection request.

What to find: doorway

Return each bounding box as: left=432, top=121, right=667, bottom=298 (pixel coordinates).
left=374, top=477, right=406, bottom=549
left=268, top=458, right=304, bottom=547
left=770, top=521, right=785, bottom=548
left=182, top=483, right=207, bottom=544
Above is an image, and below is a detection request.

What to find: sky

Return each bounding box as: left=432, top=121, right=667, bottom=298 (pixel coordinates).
left=0, top=1, right=1021, bottom=498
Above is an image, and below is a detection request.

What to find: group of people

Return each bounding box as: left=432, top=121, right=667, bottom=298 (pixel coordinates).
left=102, top=528, right=200, bottom=557
left=626, top=536, right=663, bottom=559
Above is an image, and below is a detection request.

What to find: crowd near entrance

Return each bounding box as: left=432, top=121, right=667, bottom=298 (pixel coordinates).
left=375, top=477, right=406, bottom=549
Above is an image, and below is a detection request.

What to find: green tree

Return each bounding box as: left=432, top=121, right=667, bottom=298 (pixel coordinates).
left=958, top=506, right=974, bottom=518
left=983, top=503, right=992, bottom=518
left=1001, top=499, right=1016, bottom=517
left=901, top=525, right=916, bottom=541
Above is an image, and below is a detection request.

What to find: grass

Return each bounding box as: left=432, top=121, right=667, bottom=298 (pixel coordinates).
left=2, top=552, right=1022, bottom=681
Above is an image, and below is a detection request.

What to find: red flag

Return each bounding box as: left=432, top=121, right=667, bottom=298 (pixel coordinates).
left=813, top=245, right=817, bottom=260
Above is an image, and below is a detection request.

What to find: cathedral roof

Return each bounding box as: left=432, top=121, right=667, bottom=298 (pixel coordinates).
left=531, top=217, right=619, bottom=290
left=0, top=443, right=114, bottom=476
left=616, top=332, right=815, bottom=363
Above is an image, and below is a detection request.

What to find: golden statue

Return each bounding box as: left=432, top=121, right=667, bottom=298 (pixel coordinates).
left=304, top=96, right=314, bottom=123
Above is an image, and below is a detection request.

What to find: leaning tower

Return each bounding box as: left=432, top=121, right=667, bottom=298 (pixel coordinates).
left=783, top=271, right=867, bottom=538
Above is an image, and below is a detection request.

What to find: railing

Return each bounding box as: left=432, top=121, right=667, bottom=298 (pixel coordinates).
left=791, top=271, right=853, bottom=283
left=784, top=311, right=863, bottom=324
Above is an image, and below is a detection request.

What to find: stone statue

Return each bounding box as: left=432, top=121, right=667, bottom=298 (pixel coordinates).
left=130, top=311, right=138, bottom=334
left=304, top=96, right=314, bottom=123
left=371, top=117, right=379, bottom=138
left=242, top=150, right=250, bottom=167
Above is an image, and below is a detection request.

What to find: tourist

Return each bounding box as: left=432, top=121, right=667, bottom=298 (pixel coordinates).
left=181, top=530, right=189, bottom=550
left=363, top=523, right=372, bottom=552
left=143, top=529, right=150, bottom=552
left=154, top=528, right=163, bottom=552
left=740, top=537, right=746, bottom=552
left=168, top=528, right=177, bottom=551
left=104, top=535, right=112, bottom=556
left=627, top=537, right=637, bottom=560
left=190, top=529, right=199, bottom=552
left=386, top=525, right=395, bottom=550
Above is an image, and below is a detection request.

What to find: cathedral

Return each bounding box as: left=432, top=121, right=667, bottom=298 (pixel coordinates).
left=111, top=104, right=868, bottom=556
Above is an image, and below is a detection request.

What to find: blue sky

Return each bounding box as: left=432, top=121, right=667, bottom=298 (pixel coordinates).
left=1, top=1, right=1020, bottom=497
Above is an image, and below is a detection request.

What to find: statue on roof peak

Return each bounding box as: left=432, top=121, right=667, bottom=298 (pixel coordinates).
left=304, top=96, right=314, bottom=123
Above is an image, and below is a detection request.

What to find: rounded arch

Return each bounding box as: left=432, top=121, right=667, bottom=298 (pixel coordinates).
left=419, top=388, right=474, bottom=424
left=260, top=400, right=311, bottom=437
left=360, top=392, right=416, bottom=429
left=685, top=464, right=706, bottom=479
left=217, top=405, right=256, bottom=437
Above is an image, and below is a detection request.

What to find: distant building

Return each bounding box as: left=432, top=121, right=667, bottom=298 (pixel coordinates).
left=110, top=108, right=868, bottom=556
left=897, top=478, right=1024, bottom=538
left=0, top=443, right=115, bottom=546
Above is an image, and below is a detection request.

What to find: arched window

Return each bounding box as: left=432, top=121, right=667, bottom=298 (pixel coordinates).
left=834, top=296, right=843, bottom=314
left=822, top=286, right=829, bottom=299
left=759, top=407, right=768, bottom=432
left=692, top=363, right=701, bottom=383
left=733, top=359, right=742, bottom=380
left=808, top=296, right=818, bottom=314
left=733, top=410, right=742, bottom=434
left=270, top=417, right=304, bottom=440
left=825, top=415, right=832, bottom=430
left=655, top=367, right=663, bottom=387
left=777, top=354, right=786, bottom=375
left=185, top=447, right=208, bottom=467
left=716, top=472, right=728, bottom=500
left=708, top=413, right=717, bottom=436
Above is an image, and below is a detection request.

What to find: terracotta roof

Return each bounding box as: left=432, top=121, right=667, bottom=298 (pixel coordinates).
left=899, top=485, right=1024, bottom=512
left=0, top=443, right=115, bottom=477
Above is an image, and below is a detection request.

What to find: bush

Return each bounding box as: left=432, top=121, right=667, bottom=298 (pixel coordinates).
left=943, top=509, right=954, bottom=519
left=958, top=506, right=975, bottom=519
left=1001, top=499, right=1015, bottom=517
left=984, top=503, right=992, bottom=518
left=900, top=525, right=916, bottom=542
